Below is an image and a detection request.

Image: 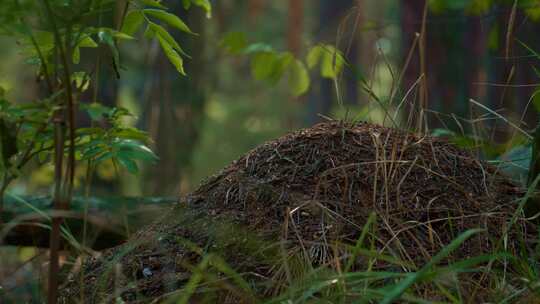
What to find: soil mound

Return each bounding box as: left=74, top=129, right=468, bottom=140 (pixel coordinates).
left=60, top=121, right=534, bottom=302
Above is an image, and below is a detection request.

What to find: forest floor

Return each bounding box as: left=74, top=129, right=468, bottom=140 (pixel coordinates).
left=59, top=121, right=537, bottom=303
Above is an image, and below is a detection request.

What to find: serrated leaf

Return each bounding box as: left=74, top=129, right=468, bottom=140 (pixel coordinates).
left=144, top=9, right=196, bottom=35
left=288, top=59, right=310, bottom=96
left=121, top=10, right=144, bottom=36
left=156, top=33, right=186, bottom=75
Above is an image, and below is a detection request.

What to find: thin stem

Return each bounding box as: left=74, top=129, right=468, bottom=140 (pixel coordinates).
left=42, top=0, right=75, bottom=303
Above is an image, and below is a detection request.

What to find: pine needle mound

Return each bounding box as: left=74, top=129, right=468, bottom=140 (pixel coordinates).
left=60, top=121, right=535, bottom=302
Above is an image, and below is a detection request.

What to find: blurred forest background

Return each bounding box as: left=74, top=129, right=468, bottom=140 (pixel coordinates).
left=1, top=0, right=539, bottom=200
left=2, top=0, right=540, bottom=302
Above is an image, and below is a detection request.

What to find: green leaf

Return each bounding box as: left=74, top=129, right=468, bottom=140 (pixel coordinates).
left=72, top=35, right=98, bottom=64
left=144, top=9, right=196, bottom=35
left=191, top=0, right=212, bottom=18
left=82, top=102, right=111, bottom=121
left=141, top=0, right=167, bottom=9
left=116, top=152, right=139, bottom=173
left=112, top=127, right=150, bottom=141
left=30, top=30, right=55, bottom=54
left=94, top=150, right=114, bottom=163
left=72, top=72, right=90, bottom=91
left=77, top=127, right=105, bottom=136
left=98, top=30, right=120, bottom=68
left=251, top=52, right=294, bottom=85
left=307, top=44, right=346, bottom=79
left=251, top=52, right=277, bottom=81
left=77, top=35, right=98, bottom=48
left=72, top=46, right=81, bottom=64
left=306, top=45, right=323, bottom=68
left=115, top=139, right=159, bottom=162
left=81, top=145, right=107, bottom=160
left=121, top=10, right=144, bottom=36
left=156, top=33, right=186, bottom=75
left=147, top=23, right=189, bottom=57
left=287, top=59, right=310, bottom=96
left=270, top=53, right=293, bottom=83
left=320, top=47, right=345, bottom=79
left=243, top=43, right=273, bottom=54
left=182, top=0, right=191, bottom=9
left=466, top=0, right=492, bottom=15
left=220, top=31, right=248, bottom=55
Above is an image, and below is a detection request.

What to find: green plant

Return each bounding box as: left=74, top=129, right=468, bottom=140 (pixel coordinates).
left=221, top=31, right=346, bottom=97
left=0, top=1, right=210, bottom=302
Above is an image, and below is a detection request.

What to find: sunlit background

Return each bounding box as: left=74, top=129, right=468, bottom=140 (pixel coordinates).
left=1, top=1, right=539, bottom=199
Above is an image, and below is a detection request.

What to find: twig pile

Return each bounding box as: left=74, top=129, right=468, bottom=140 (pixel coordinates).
left=60, top=121, right=535, bottom=302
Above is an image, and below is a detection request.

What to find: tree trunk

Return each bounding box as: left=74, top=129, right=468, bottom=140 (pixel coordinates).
left=143, top=3, right=207, bottom=195
left=287, top=0, right=303, bottom=56
left=400, top=1, right=484, bottom=131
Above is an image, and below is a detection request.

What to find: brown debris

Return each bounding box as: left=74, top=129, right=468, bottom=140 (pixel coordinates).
left=60, top=121, right=536, bottom=302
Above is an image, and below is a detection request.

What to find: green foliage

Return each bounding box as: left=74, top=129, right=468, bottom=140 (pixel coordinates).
left=0, top=93, right=55, bottom=179
left=182, top=0, right=212, bottom=18
left=0, top=0, right=208, bottom=199
left=306, top=44, right=346, bottom=79
left=78, top=104, right=158, bottom=174
left=220, top=31, right=248, bottom=55
left=221, top=32, right=349, bottom=97
left=119, top=1, right=204, bottom=75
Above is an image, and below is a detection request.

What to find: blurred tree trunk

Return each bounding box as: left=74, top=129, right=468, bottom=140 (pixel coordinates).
left=400, top=1, right=484, bottom=131
left=248, top=0, right=265, bottom=24
left=143, top=3, right=207, bottom=195
left=516, top=18, right=540, bottom=129
left=306, top=0, right=358, bottom=125
left=286, top=0, right=304, bottom=128
left=287, top=0, right=303, bottom=56
left=486, top=5, right=539, bottom=142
